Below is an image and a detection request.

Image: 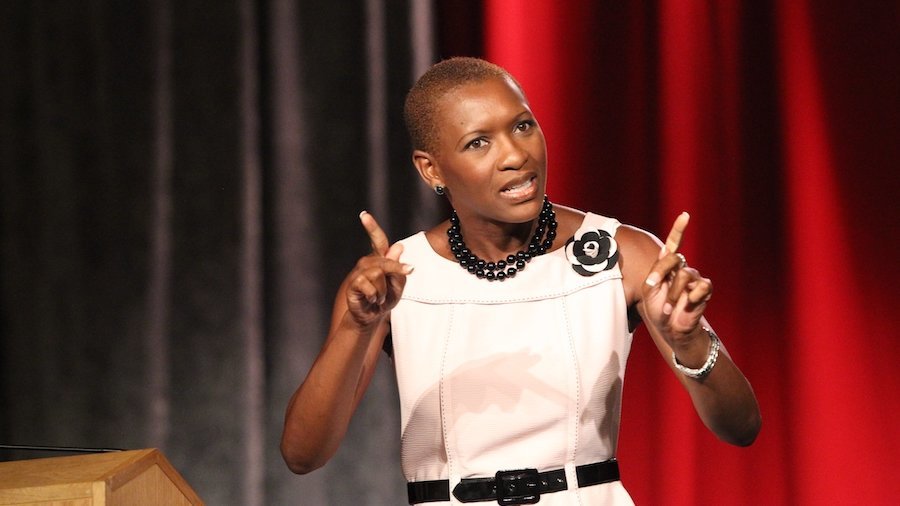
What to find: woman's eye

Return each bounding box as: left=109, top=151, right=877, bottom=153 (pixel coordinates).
left=466, top=138, right=487, bottom=150
left=515, top=120, right=534, bottom=132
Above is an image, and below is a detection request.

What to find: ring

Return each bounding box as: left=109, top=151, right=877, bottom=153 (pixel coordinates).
left=675, top=252, right=687, bottom=269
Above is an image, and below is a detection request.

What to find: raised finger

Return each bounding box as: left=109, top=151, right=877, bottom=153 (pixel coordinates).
left=351, top=272, right=382, bottom=305
left=376, top=244, right=414, bottom=278
left=356, top=253, right=412, bottom=277
left=645, top=252, right=685, bottom=287
left=667, top=267, right=696, bottom=306
left=686, top=277, right=713, bottom=305
left=359, top=211, right=390, bottom=256
left=663, top=212, right=690, bottom=254
left=385, top=242, right=404, bottom=262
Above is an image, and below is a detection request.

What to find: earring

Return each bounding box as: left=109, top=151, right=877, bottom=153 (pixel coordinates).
left=434, top=185, right=446, bottom=196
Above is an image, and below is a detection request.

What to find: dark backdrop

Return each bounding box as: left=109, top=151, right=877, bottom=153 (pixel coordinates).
left=1, top=1, right=435, bottom=504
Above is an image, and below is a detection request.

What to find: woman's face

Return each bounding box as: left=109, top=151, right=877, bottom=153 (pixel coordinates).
left=429, top=76, right=548, bottom=227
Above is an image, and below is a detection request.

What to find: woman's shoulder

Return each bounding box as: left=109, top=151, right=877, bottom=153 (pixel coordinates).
left=551, top=204, right=588, bottom=241
left=615, top=223, right=662, bottom=252
left=418, top=219, right=452, bottom=261
left=552, top=204, right=654, bottom=246
left=559, top=205, right=647, bottom=239
left=554, top=204, right=661, bottom=282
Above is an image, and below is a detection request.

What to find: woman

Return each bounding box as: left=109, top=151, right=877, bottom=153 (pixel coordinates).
left=281, top=57, right=761, bottom=505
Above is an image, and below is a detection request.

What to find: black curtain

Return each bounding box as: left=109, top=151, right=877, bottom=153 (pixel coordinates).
left=0, top=1, right=441, bottom=503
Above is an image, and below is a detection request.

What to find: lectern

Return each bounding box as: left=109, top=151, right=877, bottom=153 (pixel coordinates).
left=0, top=448, right=203, bottom=505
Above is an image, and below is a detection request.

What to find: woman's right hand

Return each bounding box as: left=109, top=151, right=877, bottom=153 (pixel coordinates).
left=280, top=211, right=411, bottom=475
left=345, top=211, right=413, bottom=328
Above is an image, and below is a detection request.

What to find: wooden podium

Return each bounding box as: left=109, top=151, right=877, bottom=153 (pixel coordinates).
left=0, top=448, right=203, bottom=505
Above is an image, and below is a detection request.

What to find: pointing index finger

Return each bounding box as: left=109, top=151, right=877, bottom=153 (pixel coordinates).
left=663, top=212, right=690, bottom=253
left=359, top=211, right=390, bottom=256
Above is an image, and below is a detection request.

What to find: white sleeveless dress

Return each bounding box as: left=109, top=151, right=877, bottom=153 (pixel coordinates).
left=390, top=213, right=635, bottom=505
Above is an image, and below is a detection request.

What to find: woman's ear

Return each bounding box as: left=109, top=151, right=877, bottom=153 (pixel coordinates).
left=412, top=150, right=443, bottom=190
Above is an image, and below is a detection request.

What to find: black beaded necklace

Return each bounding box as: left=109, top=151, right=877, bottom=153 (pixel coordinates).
left=447, top=196, right=557, bottom=281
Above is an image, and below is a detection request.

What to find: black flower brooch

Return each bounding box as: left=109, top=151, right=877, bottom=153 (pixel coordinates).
left=564, top=229, right=619, bottom=276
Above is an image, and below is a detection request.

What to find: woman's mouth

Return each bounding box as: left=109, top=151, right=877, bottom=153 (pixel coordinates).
left=501, top=177, right=537, bottom=199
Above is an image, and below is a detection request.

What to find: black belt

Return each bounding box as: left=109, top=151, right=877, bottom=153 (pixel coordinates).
left=407, top=459, right=619, bottom=504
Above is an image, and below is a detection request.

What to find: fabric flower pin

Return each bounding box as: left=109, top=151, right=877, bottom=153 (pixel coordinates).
left=565, top=229, right=619, bottom=276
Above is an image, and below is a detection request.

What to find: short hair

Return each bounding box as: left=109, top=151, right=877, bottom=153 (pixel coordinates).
left=403, top=57, right=524, bottom=154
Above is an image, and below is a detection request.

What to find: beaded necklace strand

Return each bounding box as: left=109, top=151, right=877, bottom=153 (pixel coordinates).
left=447, top=196, right=557, bottom=281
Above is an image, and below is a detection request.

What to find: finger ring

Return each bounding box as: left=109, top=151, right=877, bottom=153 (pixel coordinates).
left=675, top=252, right=687, bottom=269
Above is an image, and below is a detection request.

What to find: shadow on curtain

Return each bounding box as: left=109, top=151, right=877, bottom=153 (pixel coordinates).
left=0, top=1, right=439, bottom=504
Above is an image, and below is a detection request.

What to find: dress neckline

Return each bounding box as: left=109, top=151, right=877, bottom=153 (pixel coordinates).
left=418, top=212, right=590, bottom=266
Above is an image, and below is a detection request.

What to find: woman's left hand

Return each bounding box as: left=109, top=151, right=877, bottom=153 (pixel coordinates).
left=640, top=212, right=713, bottom=348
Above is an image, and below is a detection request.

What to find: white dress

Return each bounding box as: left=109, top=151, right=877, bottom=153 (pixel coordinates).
left=390, top=213, right=635, bottom=505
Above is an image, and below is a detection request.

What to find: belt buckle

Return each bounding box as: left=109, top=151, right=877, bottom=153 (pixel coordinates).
left=494, top=468, right=541, bottom=505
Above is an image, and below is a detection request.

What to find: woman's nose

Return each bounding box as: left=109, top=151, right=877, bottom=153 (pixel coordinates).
left=497, top=137, right=528, bottom=170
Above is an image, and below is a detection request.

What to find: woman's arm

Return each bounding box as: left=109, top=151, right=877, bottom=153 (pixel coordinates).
left=280, top=212, right=412, bottom=474
left=643, top=316, right=762, bottom=446
left=280, top=287, right=390, bottom=474
left=617, top=216, right=761, bottom=446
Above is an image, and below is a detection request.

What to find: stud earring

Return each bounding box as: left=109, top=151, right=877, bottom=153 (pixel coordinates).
left=434, top=185, right=446, bottom=196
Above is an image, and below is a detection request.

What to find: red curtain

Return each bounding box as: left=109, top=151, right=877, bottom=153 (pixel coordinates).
left=482, top=1, right=900, bottom=504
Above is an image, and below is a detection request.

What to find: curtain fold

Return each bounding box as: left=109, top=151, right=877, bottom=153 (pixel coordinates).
left=1, top=1, right=429, bottom=504
left=777, top=1, right=900, bottom=504
left=483, top=0, right=899, bottom=504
